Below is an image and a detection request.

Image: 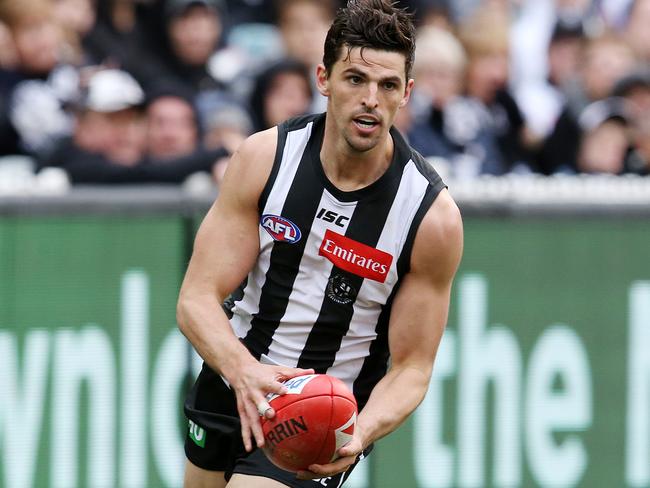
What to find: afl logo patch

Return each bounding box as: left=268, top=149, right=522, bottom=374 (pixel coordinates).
left=261, top=214, right=302, bottom=243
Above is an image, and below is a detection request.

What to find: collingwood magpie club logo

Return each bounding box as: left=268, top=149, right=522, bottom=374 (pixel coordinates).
left=327, top=274, right=358, bottom=305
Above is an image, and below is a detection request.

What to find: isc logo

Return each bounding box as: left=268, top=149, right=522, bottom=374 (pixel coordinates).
left=316, top=208, right=350, bottom=227
left=261, top=214, right=302, bottom=243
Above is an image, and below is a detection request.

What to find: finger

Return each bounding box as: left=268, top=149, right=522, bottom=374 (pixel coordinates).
left=278, top=367, right=315, bottom=380
left=256, top=399, right=275, bottom=419
left=236, top=396, right=253, bottom=452
left=296, top=461, right=351, bottom=480
left=295, top=470, right=320, bottom=480
left=307, top=455, right=356, bottom=475
left=337, top=441, right=361, bottom=457
left=244, top=399, right=266, bottom=448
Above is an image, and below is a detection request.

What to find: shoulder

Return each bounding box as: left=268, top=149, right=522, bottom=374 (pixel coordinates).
left=219, top=127, right=278, bottom=201
left=410, top=189, right=463, bottom=284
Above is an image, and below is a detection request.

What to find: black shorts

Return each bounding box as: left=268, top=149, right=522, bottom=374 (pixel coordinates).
left=184, top=363, right=371, bottom=488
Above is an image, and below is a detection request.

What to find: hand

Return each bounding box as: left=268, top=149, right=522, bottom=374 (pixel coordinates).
left=230, top=362, right=314, bottom=452
left=296, top=436, right=364, bottom=480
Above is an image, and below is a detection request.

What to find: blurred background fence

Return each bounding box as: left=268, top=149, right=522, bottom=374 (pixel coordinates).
left=2, top=176, right=650, bottom=488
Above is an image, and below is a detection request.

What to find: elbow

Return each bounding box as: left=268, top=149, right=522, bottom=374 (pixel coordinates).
left=176, top=290, right=192, bottom=337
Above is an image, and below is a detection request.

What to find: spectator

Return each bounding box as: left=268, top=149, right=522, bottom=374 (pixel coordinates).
left=623, top=0, right=650, bottom=65
left=274, top=0, right=335, bottom=69
left=274, top=0, right=336, bottom=112
left=144, top=84, right=200, bottom=160
left=202, top=99, right=252, bottom=153
left=52, top=0, right=97, bottom=65
left=408, top=26, right=506, bottom=178
left=537, top=33, right=636, bottom=174
left=458, top=7, right=533, bottom=173
left=40, top=68, right=228, bottom=184
left=248, top=58, right=313, bottom=132
left=515, top=21, right=585, bottom=140
left=141, top=0, right=226, bottom=96
left=615, top=70, right=650, bottom=174
left=0, top=0, right=80, bottom=158
left=83, top=0, right=163, bottom=82
left=575, top=98, right=630, bottom=174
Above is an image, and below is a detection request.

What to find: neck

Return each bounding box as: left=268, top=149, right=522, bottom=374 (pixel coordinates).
left=319, top=116, right=394, bottom=192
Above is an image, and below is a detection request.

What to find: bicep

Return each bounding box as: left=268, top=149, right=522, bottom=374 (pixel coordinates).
left=180, top=130, right=277, bottom=302
left=388, top=189, right=463, bottom=371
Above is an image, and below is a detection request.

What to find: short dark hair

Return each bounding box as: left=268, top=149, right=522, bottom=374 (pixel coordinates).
left=323, top=0, right=416, bottom=80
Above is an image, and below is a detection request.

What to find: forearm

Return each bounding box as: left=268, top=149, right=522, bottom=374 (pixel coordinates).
left=355, top=365, right=431, bottom=448
left=176, top=290, right=256, bottom=381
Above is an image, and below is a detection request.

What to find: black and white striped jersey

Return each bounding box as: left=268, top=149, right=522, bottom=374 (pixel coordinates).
left=228, top=113, right=446, bottom=408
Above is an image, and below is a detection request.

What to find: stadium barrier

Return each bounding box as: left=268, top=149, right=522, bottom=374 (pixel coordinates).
left=2, top=176, right=650, bottom=488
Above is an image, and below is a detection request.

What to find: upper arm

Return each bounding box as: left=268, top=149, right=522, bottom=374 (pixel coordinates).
left=388, top=189, right=464, bottom=374
left=179, top=128, right=278, bottom=303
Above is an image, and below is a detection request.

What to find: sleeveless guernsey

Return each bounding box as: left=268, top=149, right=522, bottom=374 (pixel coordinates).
left=228, top=113, right=445, bottom=408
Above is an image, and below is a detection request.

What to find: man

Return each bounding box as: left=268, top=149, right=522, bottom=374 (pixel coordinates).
left=176, top=1, right=463, bottom=487
left=145, top=84, right=200, bottom=160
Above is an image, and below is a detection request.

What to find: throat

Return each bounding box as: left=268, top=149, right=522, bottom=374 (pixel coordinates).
left=320, top=141, right=394, bottom=192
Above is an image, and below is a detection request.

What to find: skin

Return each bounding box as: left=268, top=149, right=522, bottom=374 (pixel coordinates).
left=168, top=5, right=221, bottom=67
left=177, top=46, right=463, bottom=487
left=147, top=96, right=198, bottom=160
left=264, top=72, right=312, bottom=129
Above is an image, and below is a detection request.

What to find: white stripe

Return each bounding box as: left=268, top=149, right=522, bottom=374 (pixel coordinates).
left=328, top=159, right=431, bottom=388
left=264, top=190, right=357, bottom=366
left=231, top=123, right=313, bottom=339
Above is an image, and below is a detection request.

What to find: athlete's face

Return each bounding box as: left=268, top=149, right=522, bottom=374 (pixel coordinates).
left=317, top=47, right=413, bottom=154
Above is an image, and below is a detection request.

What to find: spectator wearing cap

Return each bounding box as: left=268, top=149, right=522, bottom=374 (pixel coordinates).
left=40, top=69, right=228, bottom=184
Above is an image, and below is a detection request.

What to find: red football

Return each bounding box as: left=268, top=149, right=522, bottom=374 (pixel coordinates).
left=260, top=374, right=357, bottom=472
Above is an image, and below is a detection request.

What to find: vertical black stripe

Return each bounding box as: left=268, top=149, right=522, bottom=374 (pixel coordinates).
left=297, top=182, right=401, bottom=372
left=352, top=286, right=395, bottom=410
left=243, top=128, right=323, bottom=359
left=396, top=183, right=441, bottom=276
left=352, top=182, right=442, bottom=406
left=258, top=125, right=288, bottom=213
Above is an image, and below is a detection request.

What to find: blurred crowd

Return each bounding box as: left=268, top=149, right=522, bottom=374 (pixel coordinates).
left=0, top=0, right=649, bottom=189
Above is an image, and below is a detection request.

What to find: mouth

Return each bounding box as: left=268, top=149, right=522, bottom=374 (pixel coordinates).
left=352, top=115, right=380, bottom=132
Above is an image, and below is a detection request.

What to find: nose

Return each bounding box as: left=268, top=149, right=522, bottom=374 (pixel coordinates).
left=362, top=83, right=379, bottom=110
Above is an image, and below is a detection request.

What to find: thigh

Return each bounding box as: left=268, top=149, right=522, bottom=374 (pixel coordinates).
left=227, top=473, right=289, bottom=488
left=184, top=459, right=227, bottom=488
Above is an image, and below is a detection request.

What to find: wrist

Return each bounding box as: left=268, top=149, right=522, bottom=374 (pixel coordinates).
left=216, top=340, right=256, bottom=384
left=353, top=420, right=374, bottom=450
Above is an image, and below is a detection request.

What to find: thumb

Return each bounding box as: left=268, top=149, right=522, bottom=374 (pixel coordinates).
left=338, top=438, right=362, bottom=457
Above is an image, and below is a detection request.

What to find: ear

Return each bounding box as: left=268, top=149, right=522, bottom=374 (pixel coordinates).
left=316, top=64, right=330, bottom=97
left=398, top=78, right=414, bottom=109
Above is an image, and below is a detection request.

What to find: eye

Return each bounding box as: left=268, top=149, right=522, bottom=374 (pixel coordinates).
left=348, top=75, right=362, bottom=85
left=383, top=81, right=397, bottom=90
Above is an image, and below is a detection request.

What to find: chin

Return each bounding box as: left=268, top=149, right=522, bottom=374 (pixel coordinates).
left=344, top=136, right=378, bottom=153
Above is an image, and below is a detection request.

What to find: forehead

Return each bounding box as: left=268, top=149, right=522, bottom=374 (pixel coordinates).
left=333, top=46, right=407, bottom=79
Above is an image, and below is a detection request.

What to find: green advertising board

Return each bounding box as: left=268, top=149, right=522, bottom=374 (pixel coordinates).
left=1, top=211, right=650, bottom=487
left=0, top=216, right=189, bottom=488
